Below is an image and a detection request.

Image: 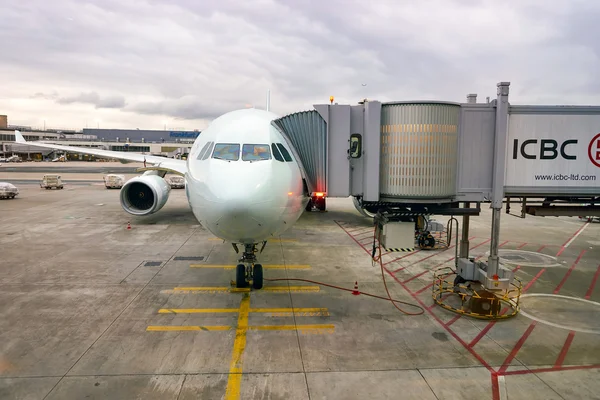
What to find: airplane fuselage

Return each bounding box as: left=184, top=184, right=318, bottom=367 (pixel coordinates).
left=184, top=108, right=309, bottom=244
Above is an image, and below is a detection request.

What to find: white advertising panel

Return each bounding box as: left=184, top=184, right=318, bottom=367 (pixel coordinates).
left=505, top=114, right=600, bottom=187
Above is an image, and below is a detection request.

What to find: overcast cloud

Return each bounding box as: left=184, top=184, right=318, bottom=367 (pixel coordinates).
left=0, top=0, right=599, bottom=131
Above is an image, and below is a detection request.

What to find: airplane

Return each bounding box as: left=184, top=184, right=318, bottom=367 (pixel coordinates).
left=13, top=108, right=310, bottom=290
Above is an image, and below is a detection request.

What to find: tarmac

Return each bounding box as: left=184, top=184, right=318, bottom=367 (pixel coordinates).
left=1, top=162, right=599, bottom=399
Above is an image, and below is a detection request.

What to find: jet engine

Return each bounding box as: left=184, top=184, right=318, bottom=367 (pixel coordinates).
left=119, top=174, right=171, bottom=216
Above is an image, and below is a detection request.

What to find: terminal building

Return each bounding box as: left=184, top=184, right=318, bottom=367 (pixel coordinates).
left=0, top=115, right=199, bottom=161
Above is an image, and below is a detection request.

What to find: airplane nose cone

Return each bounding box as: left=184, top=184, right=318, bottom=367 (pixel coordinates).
left=210, top=167, right=274, bottom=241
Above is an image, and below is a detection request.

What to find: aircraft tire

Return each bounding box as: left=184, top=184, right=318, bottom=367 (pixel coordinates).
left=252, top=264, right=263, bottom=290
left=236, top=264, right=248, bottom=288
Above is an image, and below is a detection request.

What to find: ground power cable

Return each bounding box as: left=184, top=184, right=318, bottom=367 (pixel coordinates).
left=265, top=223, right=424, bottom=315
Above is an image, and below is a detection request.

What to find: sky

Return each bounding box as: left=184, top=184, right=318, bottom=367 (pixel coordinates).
left=0, top=0, right=599, bottom=131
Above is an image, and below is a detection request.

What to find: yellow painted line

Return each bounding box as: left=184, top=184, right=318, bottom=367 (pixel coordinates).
left=157, top=307, right=328, bottom=314
left=208, top=238, right=297, bottom=243
left=173, top=287, right=230, bottom=292
left=158, top=308, right=239, bottom=314
left=225, top=293, right=250, bottom=400
left=146, top=325, right=232, bottom=331
left=251, top=308, right=328, bottom=313
left=229, top=288, right=251, bottom=293
left=249, top=324, right=335, bottom=331
left=163, top=285, right=320, bottom=294
left=189, top=264, right=310, bottom=270
left=262, top=286, right=320, bottom=292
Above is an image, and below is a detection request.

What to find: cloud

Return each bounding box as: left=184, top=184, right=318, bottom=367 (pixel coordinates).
left=126, top=96, right=243, bottom=120
left=0, top=0, right=599, bottom=130
left=56, top=91, right=126, bottom=109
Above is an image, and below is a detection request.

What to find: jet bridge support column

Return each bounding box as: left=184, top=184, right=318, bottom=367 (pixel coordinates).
left=459, top=202, right=471, bottom=259
left=486, top=82, right=510, bottom=286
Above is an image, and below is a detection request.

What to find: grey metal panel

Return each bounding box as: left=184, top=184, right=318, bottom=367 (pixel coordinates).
left=380, top=103, right=460, bottom=198
left=272, top=110, right=327, bottom=194
left=363, top=101, right=381, bottom=201
left=491, top=82, right=510, bottom=208
left=456, top=105, right=496, bottom=198
left=350, top=105, right=365, bottom=195
left=504, top=186, right=600, bottom=196
left=509, top=105, right=600, bottom=115
left=327, top=105, right=351, bottom=197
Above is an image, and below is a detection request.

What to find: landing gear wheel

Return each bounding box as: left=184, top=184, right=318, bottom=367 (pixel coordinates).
left=252, top=264, right=263, bottom=289
left=235, top=264, right=248, bottom=288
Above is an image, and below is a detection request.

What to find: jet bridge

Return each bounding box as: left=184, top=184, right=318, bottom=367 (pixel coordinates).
left=272, top=81, right=600, bottom=316
left=272, top=82, right=600, bottom=215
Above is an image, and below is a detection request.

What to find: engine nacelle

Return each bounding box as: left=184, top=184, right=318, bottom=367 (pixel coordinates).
left=120, top=174, right=171, bottom=216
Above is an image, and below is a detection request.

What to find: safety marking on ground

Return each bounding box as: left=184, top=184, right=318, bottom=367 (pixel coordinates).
left=208, top=238, right=297, bottom=243
left=159, top=285, right=320, bottom=294
left=149, top=284, right=332, bottom=400
left=338, top=218, right=600, bottom=400
left=158, top=307, right=330, bottom=317
left=189, top=264, right=311, bottom=270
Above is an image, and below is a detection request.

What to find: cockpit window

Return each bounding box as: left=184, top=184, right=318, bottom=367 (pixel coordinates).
left=212, top=143, right=240, bottom=161
left=271, top=144, right=284, bottom=162
left=197, top=141, right=212, bottom=160
left=242, top=144, right=271, bottom=161
left=201, top=142, right=214, bottom=160
left=276, top=143, right=293, bottom=162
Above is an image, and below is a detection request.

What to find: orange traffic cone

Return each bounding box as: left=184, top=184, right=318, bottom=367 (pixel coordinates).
left=127, top=222, right=131, bottom=230
left=352, top=281, right=360, bottom=295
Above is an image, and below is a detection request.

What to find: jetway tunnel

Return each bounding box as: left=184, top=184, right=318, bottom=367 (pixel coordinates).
left=272, top=81, right=600, bottom=316
left=272, top=82, right=600, bottom=218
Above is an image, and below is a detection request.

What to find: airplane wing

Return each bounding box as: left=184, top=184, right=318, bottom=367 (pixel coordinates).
left=14, top=130, right=188, bottom=175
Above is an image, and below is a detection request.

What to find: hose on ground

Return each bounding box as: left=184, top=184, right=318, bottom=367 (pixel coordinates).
left=264, top=220, right=424, bottom=316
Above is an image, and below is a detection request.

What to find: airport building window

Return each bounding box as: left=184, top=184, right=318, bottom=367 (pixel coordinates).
left=271, top=144, right=284, bottom=162
left=212, top=143, right=240, bottom=161
left=276, top=143, right=293, bottom=162
left=111, top=145, right=150, bottom=152
left=242, top=144, right=271, bottom=161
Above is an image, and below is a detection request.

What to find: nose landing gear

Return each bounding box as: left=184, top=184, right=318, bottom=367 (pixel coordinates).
left=233, top=242, right=264, bottom=290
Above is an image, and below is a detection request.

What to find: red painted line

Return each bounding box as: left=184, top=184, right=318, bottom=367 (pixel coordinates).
left=393, top=251, right=442, bottom=269
left=517, top=242, right=528, bottom=249
left=390, top=251, right=423, bottom=271
left=501, top=364, right=600, bottom=376
left=554, top=331, right=576, bottom=367
left=585, top=264, right=600, bottom=299
left=522, top=268, right=546, bottom=293
left=388, top=235, right=477, bottom=269
left=491, top=373, right=500, bottom=400
left=347, top=226, right=372, bottom=234
left=553, top=250, right=585, bottom=294
left=537, top=245, right=546, bottom=252
left=513, top=265, right=521, bottom=273
left=415, top=282, right=434, bottom=295
left=445, top=314, right=461, bottom=327
left=468, top=307, right=510, bottom=348
left=498, top=322, right=537, bottom=373
left=402, top=269, right=429, bottom=284
left=383, top=266, right=494, bottom=372
left=355, top=230, right=374, bottom=239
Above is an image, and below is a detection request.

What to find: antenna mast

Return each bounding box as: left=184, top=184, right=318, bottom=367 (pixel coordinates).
left=266, top=89, right=271, bottom=111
